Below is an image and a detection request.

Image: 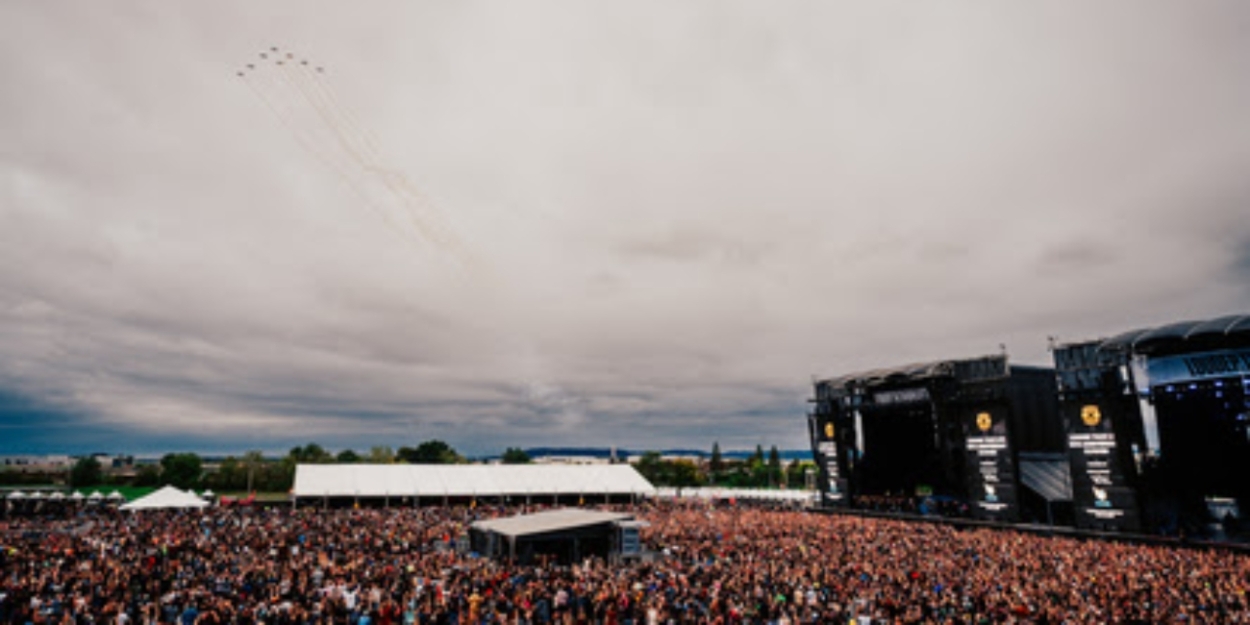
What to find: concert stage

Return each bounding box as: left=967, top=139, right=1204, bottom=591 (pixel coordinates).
left=809, top=355, right=1063, bottom=523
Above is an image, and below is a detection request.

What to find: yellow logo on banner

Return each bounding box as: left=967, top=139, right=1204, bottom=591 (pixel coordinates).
left=824, top=422, right=835, bottom=439
left=976, top=412, right=993, bottom=432
left=1081, top=405, right=1102, bottom=427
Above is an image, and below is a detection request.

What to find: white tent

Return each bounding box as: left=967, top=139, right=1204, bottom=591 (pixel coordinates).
left=655, top=486, right=815, bottom=504
left=6, top=491, right=26, bottom=500
left=27, top=492, right=44, bottom=500
left=119, top=486, right=209, bottom=511
left=292, top=464, right=656, bottom=500
left=48, top=492, right=65, bottom=501
left=69, top=491, right=85, bottom=501
left=87, top=491, right=103, bottom=501
left=201, top=489, right=215, bottom=499
left=106, top=490, right=125, bottom=501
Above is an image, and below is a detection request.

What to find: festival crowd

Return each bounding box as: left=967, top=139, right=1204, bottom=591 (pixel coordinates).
left=2, top=501, right=1248, bottom=623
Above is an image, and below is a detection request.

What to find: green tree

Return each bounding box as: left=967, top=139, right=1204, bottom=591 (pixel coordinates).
left=254, top=456, right=295, bottom=492
left=398, top=440, right=463, bottom=464
left=133, top=464, right=161, bottom=487
left=768, top=446, right=782, bottom=487
left=786, top=460, right=817, bottom=490
left=633, top=451, right=665, bottom=485
left=367, top=446, right=395, bottom=464
left=289, top=443, right=333, bottom=464
left=501, top=448, right=531, bottom=464
left=709, top=442, right=724, bottom=484
left=69, top=456, right=103, bottom=488
left=242, top=451, right=266, bottom=492
left=336, top=449, right=361, bottom=463
left=160, top=453, right=203, bottom=489
left=745, top=445, right=767, bottom=487
left=669, top=459, right=705, bottom=488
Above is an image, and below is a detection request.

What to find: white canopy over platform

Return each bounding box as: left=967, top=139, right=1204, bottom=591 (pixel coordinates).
left=119, top=486, right=209, bottom=510
left=292, top=464, right=655, bottom=499
left=471, top=508, right=635, bottom=538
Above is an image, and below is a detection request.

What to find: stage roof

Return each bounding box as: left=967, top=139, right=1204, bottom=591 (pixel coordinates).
left=1097, top=313, right=1250, bottom=354
left=292, top=464, right=656, bottom=498
left=470, top=508, right=634, bottom=538
left=818, top=355, right=1008, bottom=388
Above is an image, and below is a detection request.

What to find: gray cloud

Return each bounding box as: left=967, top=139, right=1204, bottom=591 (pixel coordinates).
left=3, top=1, right=1250, bottom=455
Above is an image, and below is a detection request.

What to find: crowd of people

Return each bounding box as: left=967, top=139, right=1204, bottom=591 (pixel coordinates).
left=2, top=500, right=1248, bottom=623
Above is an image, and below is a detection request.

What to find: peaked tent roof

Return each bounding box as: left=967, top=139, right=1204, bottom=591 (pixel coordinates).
left=119, top=486, right=209, bottom=511
left=471, top=508, right=635, bottom=538
left=292, top=464, right=656, bottom=498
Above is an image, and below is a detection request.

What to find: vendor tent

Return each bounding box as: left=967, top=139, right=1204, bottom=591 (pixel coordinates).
left=119, top=486, right=209, bottom=511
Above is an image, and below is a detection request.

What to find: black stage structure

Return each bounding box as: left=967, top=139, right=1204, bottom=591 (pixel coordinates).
left=1052, top=339, right=1148, bottom=532
left=809, top=355, right=1063, bottom=523
left=1057, top=314, right=1250, bottom=536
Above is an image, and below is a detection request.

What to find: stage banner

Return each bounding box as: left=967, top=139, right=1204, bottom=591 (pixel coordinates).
left=810, top=414, right=846, bottom=505
left=1066, top=401, right=1141, bottom=531
left=818, top=419, right=846, bottom=503
left=964, top=408, right=1017, bottom=522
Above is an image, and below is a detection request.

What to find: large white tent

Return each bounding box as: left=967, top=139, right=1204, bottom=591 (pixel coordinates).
left=119, top=486, right=209, bottom=511
left=292, top=464, right=655, bottom=500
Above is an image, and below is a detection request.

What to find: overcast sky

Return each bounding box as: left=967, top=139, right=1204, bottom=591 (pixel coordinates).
left=3, top=1, right=1249, bottom=456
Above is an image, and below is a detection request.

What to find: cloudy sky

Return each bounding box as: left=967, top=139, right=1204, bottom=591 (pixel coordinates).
left=3, top=1, right=1249, bottom=456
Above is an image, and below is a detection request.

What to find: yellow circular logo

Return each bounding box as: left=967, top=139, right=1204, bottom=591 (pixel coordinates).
left=1081, top=405, right=1102, bottom=427
left=976, top=412, right=992, bottom=432
left=824, top=422, right=835, bottom=439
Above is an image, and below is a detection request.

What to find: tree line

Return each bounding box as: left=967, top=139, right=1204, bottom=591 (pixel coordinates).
left=11, top=441, right=814, bottom=493
left=631, top=442, right=816, bottom=489
left=50, top=439, right=492, bottom=492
